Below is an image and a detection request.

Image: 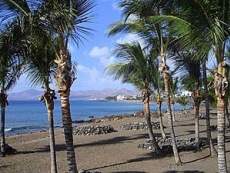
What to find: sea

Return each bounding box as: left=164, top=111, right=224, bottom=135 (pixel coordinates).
left=4, top=100, right=191, bottom=135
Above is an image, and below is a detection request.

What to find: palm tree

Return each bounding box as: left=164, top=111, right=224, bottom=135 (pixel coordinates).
left=1, top=1, right=94, bottom=171
left=152, top=0, right=230, bottom=170
left=171, top=77, right=179, bottom=122
left=108, top=0, right=182, bottom=165
left=0, top=29, right=21, bottom=156
left=1, top=1, right=58, bottom=170
left=25, top=26, right=58, bottom=173
left=37, top=1, right=94, bottom=172
left=224, top=45, right=230, bottom=127
left=202, top=61, right=217, bottom=156
left=173, top=50, right=202, bottom=149
left=107, top=42, right=161, bottom=153
left=155, top=74, right=166, bottom=139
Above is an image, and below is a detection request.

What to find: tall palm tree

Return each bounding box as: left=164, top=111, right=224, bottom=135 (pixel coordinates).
left=107, top=42, right=161, bottom=153
left=0, top=29, right=21, bottom=156
left=108, top=0, right=182, bottom=165
left=37, top=1, right=94, bottom=172
left=25, top=26, right=58, bottom=173
left=152, top=0, right=230, bottom=171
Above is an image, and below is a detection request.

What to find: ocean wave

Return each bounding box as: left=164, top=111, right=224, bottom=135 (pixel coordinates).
left=5, top=128, right=12, bottom=132
left=5, top=126, right=47, bottom=135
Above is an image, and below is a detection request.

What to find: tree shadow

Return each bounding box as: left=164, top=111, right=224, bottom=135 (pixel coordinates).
left=87, top=152, right=172, bottom=171
left=173, top=123, right=195, bottom=128
left=182, top=155, right=210, bottom=164
left=0, top=164, right=11, bottom=170
left=16, top=144, right=75, bottom=155
left=15, top=134, right=155, bottom=155
left=111, top=171, right=146, bottom=173
left=163, top=171, right=204, bottom=173
left=77, top=134, right=151, bottom=147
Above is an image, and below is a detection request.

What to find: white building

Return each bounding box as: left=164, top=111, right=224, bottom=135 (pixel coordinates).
left=116, top=95, right=126, bottom=101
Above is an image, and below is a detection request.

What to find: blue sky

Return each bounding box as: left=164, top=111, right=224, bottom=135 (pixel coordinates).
left=13, top=0, right=137, bottom=92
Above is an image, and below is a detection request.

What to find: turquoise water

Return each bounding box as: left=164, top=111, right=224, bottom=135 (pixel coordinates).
left=4, top=100, right=190, bottom=135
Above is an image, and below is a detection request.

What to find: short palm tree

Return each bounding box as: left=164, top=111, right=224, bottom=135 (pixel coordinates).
left=1, top=1, right=94, bottom=172
left=173, top=51, right=202, bottom=149
left=25, top=27, right=58, bottom=173
left=171, top=77, right=179, bottom=122
left=108, top=0, right=182, bottom=165
left=202, top=61, right=217, bottom=156
left=155, top=72, right=166, bottom=139
left=0, top=30, right=21, bottom=156
left=107, top=42, right=161, bottom=153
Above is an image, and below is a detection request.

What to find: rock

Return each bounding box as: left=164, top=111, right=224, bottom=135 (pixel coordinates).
left=138, top=137, right=206, bottom=153
left=121, top=121, right=162, bottom=131
left=73, top=125, right=116, bottom=136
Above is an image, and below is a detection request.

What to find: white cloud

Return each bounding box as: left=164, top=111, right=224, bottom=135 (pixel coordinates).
left=89, top=46, right=115, bottom=66
left=89, top=46, right=110, bottom=58
left=116, top=33, right=145, bottom=48
left=76, top=64, right=131, bottom=89
left=78, top=64, right=100, bottom=82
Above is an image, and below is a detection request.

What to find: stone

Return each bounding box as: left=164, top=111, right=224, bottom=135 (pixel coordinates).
left=121, top=121, right=162, bottom=131
left=138, top=137, right=206, bottom=153
left=73, top=125, right=116, bottom=136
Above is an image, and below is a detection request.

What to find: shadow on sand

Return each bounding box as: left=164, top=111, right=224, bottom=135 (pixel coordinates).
left=163, top=171, right=204, bottom=173
left=15, top=134, right=151, bottom=155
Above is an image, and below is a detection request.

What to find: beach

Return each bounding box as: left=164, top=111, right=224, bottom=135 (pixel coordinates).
left=4, top=100, right=190, bottom=136
left=1, top=108, right=229, bottom=173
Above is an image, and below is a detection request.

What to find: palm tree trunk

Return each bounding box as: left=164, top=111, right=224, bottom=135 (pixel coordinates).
left=158, top=102, right=166, bottom=139
left=202, top=62, right=216, bottom=156
left=162, top=66, right=181, bottom=165
left=224, top=78, right=230, bottom=128
left=217, top=97, right=227, bottom=173
left=192, top=81, right=201, bottom=150
left=225, top=101, right=230, bottom=127
left=144, top=94, right=161, bottom=153
left=43, top=90, right=58, bottom=173
left=47, top=108, right=58, bottom=173
left=194, top=101, right=200, bottom=149
left=215, top=61, right=228, bottom=173
left=56, top=47, right=77, bottom=173
left=0, top=106, right=5, bottom=157
left=59, top=92, right=77, bottom=172
left=225, top=68, right=230, bottom=127
left=172, top=103, right=176, bottom=122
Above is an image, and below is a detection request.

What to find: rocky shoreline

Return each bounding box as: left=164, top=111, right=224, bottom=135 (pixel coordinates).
left=6, top=107, right=194, bottom=137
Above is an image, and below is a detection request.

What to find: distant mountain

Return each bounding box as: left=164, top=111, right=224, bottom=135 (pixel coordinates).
left=9, top=89, right=43, bottom=100
left=8, top=88, right=137, bottom=100
left=70, top=88, right=137, bottom=100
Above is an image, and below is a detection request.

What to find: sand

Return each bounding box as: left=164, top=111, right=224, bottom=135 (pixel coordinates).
left=0, top=109, right=229, bottom=173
